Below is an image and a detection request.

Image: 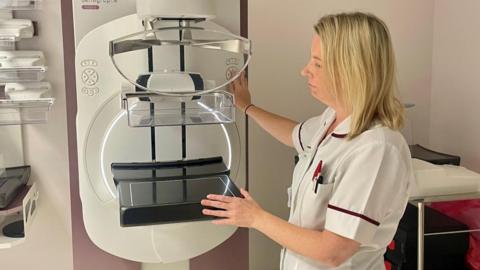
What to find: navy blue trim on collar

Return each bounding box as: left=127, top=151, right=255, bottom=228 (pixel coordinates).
left=331, top=133, right=347, bottom=139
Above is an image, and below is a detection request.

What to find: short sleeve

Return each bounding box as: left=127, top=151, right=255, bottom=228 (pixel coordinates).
left=324, top=143, right=410, bottom=244
left=292, top=122, right=307, bottom=153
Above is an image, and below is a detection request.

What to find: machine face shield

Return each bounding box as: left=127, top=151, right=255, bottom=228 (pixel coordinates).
left=109, top=26, right=252, bottom=97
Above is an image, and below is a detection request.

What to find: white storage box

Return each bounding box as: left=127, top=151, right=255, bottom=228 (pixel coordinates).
left=0, top=51, right=47, bottom=82
left=0, top=19, right=34, bottom=42
left=5, top=82, right=52, bottom=100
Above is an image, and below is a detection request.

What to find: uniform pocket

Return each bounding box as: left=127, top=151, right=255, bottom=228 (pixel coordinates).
left=300, top=182, right=334, bottom=229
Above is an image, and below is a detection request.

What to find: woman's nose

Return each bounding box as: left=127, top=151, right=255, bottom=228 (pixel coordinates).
left=301, top=66, right=308, bottom=77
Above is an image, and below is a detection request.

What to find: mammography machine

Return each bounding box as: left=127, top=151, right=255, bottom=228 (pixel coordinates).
left=73, top=0, right=250, bottom=264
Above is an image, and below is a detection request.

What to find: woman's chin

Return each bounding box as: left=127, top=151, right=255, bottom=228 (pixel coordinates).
left=310, top=91, right=328, bottom=104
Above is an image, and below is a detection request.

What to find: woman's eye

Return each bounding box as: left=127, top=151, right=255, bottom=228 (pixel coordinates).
left=315, top=63, right=322, bottom=68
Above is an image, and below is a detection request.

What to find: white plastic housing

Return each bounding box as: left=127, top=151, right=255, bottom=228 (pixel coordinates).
left=143, top=72, right=207, bottom=94
left=136, top=0, right=215, bottom=20
left=75, top=14, right=244, bottom=263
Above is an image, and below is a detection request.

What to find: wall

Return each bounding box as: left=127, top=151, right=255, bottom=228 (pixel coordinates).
left=429, top=0, right=480, bottom=172
left=0, top=1, right=74, bottom=269
left=248, top=0, right=434, bottom=269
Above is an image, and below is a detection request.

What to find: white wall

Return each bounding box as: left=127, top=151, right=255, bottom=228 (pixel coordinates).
left=248, top=1, right=434, bottom=269
left=429, top=0, right=480, bottom=172
left=0, top=1, right=73, bottom=269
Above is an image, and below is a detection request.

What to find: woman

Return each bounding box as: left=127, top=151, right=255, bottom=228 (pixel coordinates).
left=201, top=12, right=414, bottom=269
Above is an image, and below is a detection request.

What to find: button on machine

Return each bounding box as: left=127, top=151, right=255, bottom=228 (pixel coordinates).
left=81, top=68, right=98, bottom=86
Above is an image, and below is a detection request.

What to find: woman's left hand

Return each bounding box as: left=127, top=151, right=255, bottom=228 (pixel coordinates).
left=201, top=188, right=265, bottom=228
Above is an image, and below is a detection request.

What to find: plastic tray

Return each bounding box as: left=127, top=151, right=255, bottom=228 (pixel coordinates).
left=0, top=0, right=42, bottom=10
left=0, top=19, right=34, bottom=42
left=5, top=82, right=52, bottom=99
left=118, top=175, right=240, bottom=226
left=0, top=67, right=46, bottom=82
left=0, top=98, right=54, bottom=125
left=0, top=166, right=30, bottom=208
left=112, top=157, right=240, bottom=226
left=0, top=51, right=47, bottom=82
left=122, top=91, right=234, bottom=127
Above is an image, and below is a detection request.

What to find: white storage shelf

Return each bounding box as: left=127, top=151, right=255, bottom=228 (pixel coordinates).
left=0, top=0, right=42, bottom=249
left=0, top=183, right=38, bottom=249
left=0, top=0, right=42, bottom=10
left=0, top=98, right=54, bottom=125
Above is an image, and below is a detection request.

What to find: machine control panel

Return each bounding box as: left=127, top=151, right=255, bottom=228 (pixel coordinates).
left=80, top=59, right=100, bottom=96
left=81, top=87, right=100, bottom=96
left=82, top=68, right=99, bottom=86
left=81, top=59, right=98, bottom=67
left=225, top=57, right=240, bottom=80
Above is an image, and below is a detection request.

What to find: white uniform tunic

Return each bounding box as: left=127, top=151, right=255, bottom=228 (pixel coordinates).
left=281, top=107, right=415, bottom=270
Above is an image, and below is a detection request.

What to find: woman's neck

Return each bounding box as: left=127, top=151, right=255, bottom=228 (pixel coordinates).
left=331, top=105, right=349, bottom=126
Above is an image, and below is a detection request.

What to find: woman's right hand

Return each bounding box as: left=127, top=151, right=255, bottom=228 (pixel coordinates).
left=229, top=72, right=252, bottom=112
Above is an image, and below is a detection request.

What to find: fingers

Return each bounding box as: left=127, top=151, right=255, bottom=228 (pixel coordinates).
left=229, top=72, right=247, bottom=90
left=228, top=81, right=241, bottom=97
left=237, top=72, right=247, bottom=88
left=240, top=71, right=247, bottom=84
left=206, top=194, right=234, bottom=203
left=201, top=199, right=229, bottom=210
left=202, top=208, right=230, bottom=218
left=240, top=188, right=252, bottom=200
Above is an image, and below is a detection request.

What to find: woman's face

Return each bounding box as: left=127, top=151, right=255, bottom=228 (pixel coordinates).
left=301, top=35, right=336, bottom=107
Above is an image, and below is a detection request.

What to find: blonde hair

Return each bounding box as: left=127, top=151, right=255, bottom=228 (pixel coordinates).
left=314, top=12, right=404, bottom=139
